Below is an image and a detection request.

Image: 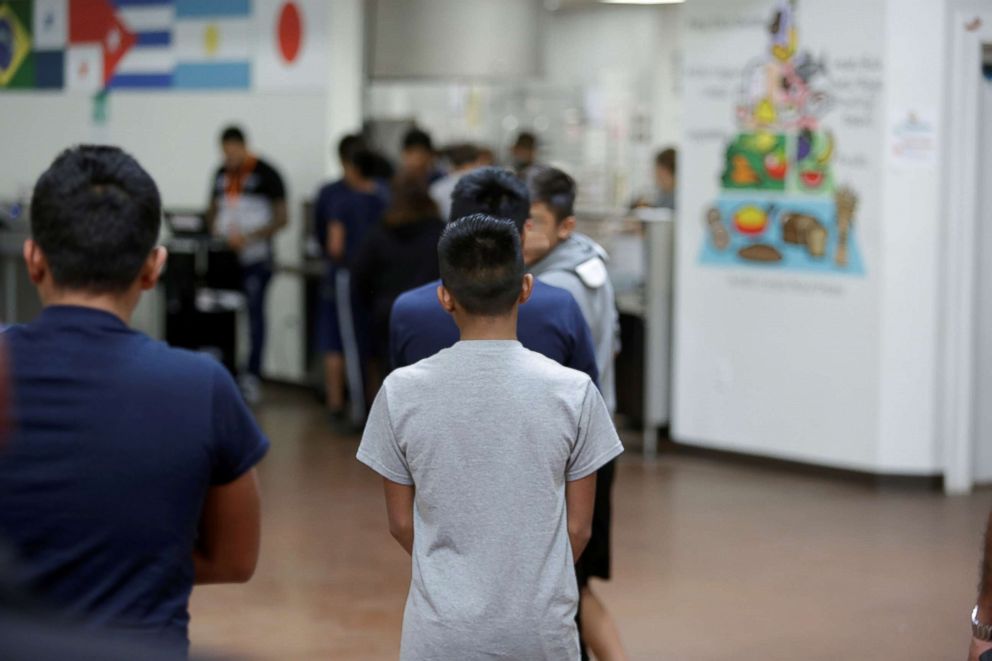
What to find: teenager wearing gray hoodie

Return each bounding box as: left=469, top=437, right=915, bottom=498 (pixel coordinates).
left=526, top=167, right=627, bottom=661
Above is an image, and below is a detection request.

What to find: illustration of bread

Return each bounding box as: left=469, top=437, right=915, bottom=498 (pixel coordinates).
left=781, top=212, right=827, bottom=258
left=706, top=207, right=730, bottom=251
left=738, top=244, right=782, bottom=263
left=835, top=187, right=858, bottom=268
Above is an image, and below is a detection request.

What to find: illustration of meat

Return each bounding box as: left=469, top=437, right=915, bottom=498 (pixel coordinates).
left=835, top=187, right=858, bottom=268
left=781, top=212, right=827, bottom=258
left=706, top=207, right=730, bottom=251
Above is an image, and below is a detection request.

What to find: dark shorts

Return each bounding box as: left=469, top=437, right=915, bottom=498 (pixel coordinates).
left=315, top=268, right=368, bottom=356
left=575, top=458, right=616, bottom=588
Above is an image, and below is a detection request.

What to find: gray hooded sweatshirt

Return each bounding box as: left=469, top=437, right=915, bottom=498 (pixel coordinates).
left=530, top=232, right=620, bottom=412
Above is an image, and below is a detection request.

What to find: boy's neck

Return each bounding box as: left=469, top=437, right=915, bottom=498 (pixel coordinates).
left=41, top=289, right=138, bottom=325
left=456, top=309, right=519, bottom=342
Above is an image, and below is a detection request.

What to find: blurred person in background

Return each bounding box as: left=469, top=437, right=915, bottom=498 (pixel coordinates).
left=314, top=136, right=390, bottom=430
left=400, top=127, right=444, bottom=185
left=632, top=147, right=677, bottom=211
left=430, top=143, right=481, bottom=222
left=527, top=167, right=625, bottom=661
left=511, top=130, right=542, bottom=180
left=969, top=510, right=992, bottom=660
left=0, top=146, right=267, bottom=658
left=206, top=125, right=288, bottom=404
left=476, top=145, right=495, bottom=167
left=352, top=174, right=444, bottom=390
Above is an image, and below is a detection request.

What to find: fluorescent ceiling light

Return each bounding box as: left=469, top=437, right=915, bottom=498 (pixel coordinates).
left=601, top=0, right=685, bottom=4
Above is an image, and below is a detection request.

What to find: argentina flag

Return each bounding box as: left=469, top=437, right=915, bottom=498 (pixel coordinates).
left=173, top=0, right=251, bottom=89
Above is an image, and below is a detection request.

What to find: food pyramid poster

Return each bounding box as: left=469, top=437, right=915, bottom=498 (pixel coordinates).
left=699, top=0, right=864, bottom=276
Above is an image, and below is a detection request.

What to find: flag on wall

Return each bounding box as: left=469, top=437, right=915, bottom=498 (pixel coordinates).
left=33, top=0, right=66, bottom=88
left=253, top=0, right=326, bottom=91
left=109, top=0, right=175, bottom=88
left=0, top=1, right=33, bottom=88
left=173, top=0, right=251, bottom=89
left=67, top=0, right=135, bottom=91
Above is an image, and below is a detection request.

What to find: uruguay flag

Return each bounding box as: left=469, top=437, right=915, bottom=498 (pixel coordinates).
left=174, top=0, right=251, bottom=89
left=109, top=0, right=175, bottom=89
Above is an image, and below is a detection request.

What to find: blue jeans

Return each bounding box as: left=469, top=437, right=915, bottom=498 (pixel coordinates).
left=242, top=262, right=272, bottom=377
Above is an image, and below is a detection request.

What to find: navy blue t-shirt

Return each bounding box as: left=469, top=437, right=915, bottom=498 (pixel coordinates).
left=389, top=279, right=600, bottom=383
left=313, top=178, right=389, bottom=266
left=0, top=306, right=269, bottom=653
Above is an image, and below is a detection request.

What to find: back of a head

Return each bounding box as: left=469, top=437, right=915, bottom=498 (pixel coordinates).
left=656, top=147, right=677, bottom=175
left=513, top=132, right=537, bottom=151
left=337, top=133, right=366, bottom=164
left=449, top=167, right=530, bottom=232
left=529, top=167, right=577, bottom=223
left=447, top=143, right=480, bottom=169
left=402, top=128, right=433, bottom=153
left=30, top=145, right=161, bottom=293
left=387, top=174, right=439, bottom=225
left=351, top=148, right=381, bottom=180
left=438, top=214, right=524, bottom=317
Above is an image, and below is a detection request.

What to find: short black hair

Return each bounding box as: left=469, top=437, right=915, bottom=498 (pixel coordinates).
left=446, top=143, right=479, bottom=168
left=529, top=167, right=576, bottom=223
left=31, top=145, right=161, bottom=293
left=337, top=133, right=366, bottom=163
left=220, top=125, right=246, bottom=144
left=438, top=214, right=524, bottom=316
left=450, top=167, right=530, bottom=232
left=656, top=147, right=676, bottom=175
left=351, top=149, right=381, bottom=180
left=513, top=132, right=537, bottom=150
left=402, top=128, right=433, bottom=152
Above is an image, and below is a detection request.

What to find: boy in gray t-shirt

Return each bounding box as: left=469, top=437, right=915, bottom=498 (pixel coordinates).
left=357, top=214, right=623, bottom=660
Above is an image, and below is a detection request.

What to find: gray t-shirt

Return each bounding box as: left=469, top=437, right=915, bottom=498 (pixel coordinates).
left=357, top=340, right=623, bottom=661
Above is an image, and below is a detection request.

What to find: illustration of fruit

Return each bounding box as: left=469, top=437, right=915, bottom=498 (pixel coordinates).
left=733, top=205, right=768, bottom=236
left=706, top=207, right=730, bottom=251
left=764, top=153, right=787, bottom=180
left=751, top=132, right=778, bottom=153
left=730, top=155, right=761, bottom=185
left=755, top=98, right=776, bottom=126
left=799, top=170, right=824, bottom=188
left=797, top=128, right=813, bottom=161
left=815, top=131, right=834, bottom=166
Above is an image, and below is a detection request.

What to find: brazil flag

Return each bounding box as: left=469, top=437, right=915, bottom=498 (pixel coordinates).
left=0, top=1, right=33, bottom=89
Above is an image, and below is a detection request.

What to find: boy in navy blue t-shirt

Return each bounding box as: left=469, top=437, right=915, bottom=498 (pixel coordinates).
left=389, top=167, right=599, bottom=380
left=0, top=146, right=269, bottom=656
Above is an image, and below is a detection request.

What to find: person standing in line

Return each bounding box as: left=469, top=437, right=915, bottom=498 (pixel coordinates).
left=527, top=166, right=626, bottom=661
left=0, top=146, right=267, bottom=657
left=511, top=130, right=542, bottom=181
left=358, top=214, right=623, bottom=660
left=206, top=125, right=288, bottom=405
left=632, top=147, right=677, bottom=211
left=389, top=167, right=598, bottom=380
left=314, top=137, right=390, bottom=429
left=400, top=128, right=445, bottom=185
left=429, top=143, right=480, bottom=221
left=352, top=174, right=444, bottom=389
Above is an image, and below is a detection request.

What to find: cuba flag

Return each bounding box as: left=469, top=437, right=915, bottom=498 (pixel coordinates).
left=173, top=0, right=251, bottom=89
left=109, top=0, right=176, bottom=89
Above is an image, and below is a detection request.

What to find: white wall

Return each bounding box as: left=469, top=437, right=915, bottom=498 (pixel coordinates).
left=0, top=0, right=365, bottom=381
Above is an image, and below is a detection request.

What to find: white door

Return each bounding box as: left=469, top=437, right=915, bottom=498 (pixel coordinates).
left=974, top=75, right=992, bottom=483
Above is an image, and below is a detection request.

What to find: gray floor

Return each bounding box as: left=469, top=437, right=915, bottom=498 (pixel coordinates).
left=189, top=387, right=990, bottom=659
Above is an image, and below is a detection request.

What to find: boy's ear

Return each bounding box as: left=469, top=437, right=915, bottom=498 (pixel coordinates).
left=139, top=247, right=168, bottom=291
left=436, top=284, right=457, bottom=314
left=557, top=216, right=577, bottom=241
left=23, top=239, right=48, bottom=285
left=519, top=273, right=534, bottom=306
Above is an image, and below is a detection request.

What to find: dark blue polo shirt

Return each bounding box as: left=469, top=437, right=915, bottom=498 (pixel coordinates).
left=389, top=279, right=600, bottom=383
left=0, top=305, right=269, bottom=654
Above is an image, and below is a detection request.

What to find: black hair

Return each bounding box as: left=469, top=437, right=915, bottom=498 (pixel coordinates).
left=446, top=143, right=479, bottom=168
left=656, top=147, right=676, bottom=175
left=450, top=167, right=530, bottom=232
left=220, top=125, right=246, bottom=144
left=529, top=167, right=576, bottom=224
left=513, top=132, right=537, bottom=150
left=30, top=145, right=162, bottom=293
left=351, top=149, right=381, bottom=180
left=438, top=214, right=524, bottom=316
left=337, top=133, right=367, bottom=163
left=402, top=128, right=434, bottom=152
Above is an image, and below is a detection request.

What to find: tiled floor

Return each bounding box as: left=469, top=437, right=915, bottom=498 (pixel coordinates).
left=189, top=387, right=990, bottom=660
